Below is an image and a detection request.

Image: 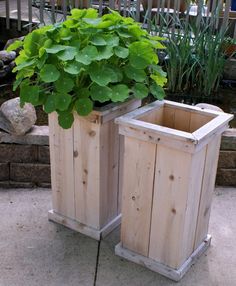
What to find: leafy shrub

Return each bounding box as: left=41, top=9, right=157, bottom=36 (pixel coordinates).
left=8, top=9, right=167, bottom=128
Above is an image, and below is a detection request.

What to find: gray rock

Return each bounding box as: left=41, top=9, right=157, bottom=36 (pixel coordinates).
left=0, top=51, right=16, bottom=63
left=0, top=97, right=37, bottom=135
left=0, top=60, right=4, bottom=69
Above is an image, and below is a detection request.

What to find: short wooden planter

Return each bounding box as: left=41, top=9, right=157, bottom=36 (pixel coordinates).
left=115, top=100, right=233, bottom=281
left=48, top=99, right=141, bottom=240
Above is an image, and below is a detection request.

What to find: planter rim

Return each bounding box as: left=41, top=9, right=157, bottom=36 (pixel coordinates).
left=116, top=100, right=233, bottom=146
left=77, top=98, right=141, bottom=124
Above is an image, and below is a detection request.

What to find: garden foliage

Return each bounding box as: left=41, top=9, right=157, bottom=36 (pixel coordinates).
left=8, top=9, right=167, bottom=128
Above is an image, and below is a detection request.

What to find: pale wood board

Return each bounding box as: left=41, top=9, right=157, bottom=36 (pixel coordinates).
left=49, top=113, right=75, bottom=219
left=180, top=146, right=207, bottom=265
left=48, top=210, right=121, bottom=241
left=121, top=137, right=157, bottom=257
left=73, top=114, right=101, bottom=229
left=99, top=120, right=120, bottom=228
left=174, top=108, right=191, bottom=132
left=149, top=145, right=194, bottom=269
left=194, top=135, right=222, bottom=249
left=115, top=235, right=211, bottom=282
left=138, top=106, right=164, bottom=125
left=189, top=112, right=213, bottom=133
left=163, top=106, right=175, bottom=129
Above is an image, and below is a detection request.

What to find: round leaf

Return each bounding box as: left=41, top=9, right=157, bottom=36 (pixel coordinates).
left=150, top=83, right=165, bottom=100
left=40, top=64, right=60, bottom=83
left=124, top=65, right=146, bottom=82
left=114, top=46, right=129, bottom=58
left=45, top=45, right=67, bottom=54
left=111, top=84, right=130, bottom=102
left=90, top=84, right=112, bottom=103
left=20, top=84, right=40, bottom=106
left=55, top=75, right=74, bottom=93
left=64, top=62, right=83, bottom=75
left=132, top=83, right=148, bottom=99
left=57, top=47, right=77, bottom=61
left=44, top=93, right=56, bottom=114
left=75, top=46, right=98, bottom=65
left=89, top=64, right=115, bottom=86
left=54, top=93, right=72, bottom=111
left=96, top=46, right=113, bottom=60
left=58, top=111, right=74, bottom=129
left=75, top=98, right=93, bottom=116
left=90, top=35, right=106, bottom=46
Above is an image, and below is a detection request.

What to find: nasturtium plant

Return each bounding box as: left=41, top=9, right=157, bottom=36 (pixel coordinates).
left=8, top=8, right=167, bottom=129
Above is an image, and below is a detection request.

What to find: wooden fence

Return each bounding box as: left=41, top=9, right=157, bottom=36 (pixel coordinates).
left=2, top=0, right=236, bottom=38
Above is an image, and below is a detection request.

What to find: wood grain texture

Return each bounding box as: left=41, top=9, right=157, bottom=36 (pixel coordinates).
left=121, top=137, right=156, bottom=257
left=49, top=112, right=75, bottom=219
left=194, top=135, right=222, bottom=249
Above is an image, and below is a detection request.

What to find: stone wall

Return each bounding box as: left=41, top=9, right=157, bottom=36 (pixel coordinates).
left=0, top=126, right=50, bottom=188
left=0, top=126, right=235, bottom=188
left=216, top=129, right=236, bottom=187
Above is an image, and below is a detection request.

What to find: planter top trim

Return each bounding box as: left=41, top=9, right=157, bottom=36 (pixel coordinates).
left=116, top=100, right=233, bottom=153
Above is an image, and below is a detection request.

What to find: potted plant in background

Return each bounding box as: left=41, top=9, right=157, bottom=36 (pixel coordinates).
left=8, top=8, right=167, bottom=239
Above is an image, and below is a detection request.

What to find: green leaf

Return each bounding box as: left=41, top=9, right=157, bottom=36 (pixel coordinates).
left=114, top=46, right=129, bottom=58
left=14, top=58, right=37, bottom=71
left=90, top=35, right=106, bottom=46
left=89, top=63, right=115, bottom=86
left=20, top=84, right=40, bottom=106
left=96, top=46, right=113, bottom=60
left=39, top=64, right=60, bottom=82
left=55, top=75, right=74, bottom=93
left=150, top=83, right=165, bottom=100
left=75, top=46, right=98, bottom=65
left=111, top=84, right=130, bottom=102
left=13, top=77, right=23, bottom=91
left=58, top=111, right=74, bottom=129
left=83, top=18, right=102, bottom=26
left=7, top=40, right=23, bottom=52
left=151, top=74, right=168, bottom=87
left=104, top=35, right=119, bottom=47
left=74, top=87, right=90, bottom=99
left=124, top=65, right=146, bottom=82
left=57, top=47, right=77, bottom=61
left=44, top=94, right=56, bottom=114
left=45, top=45, right=67, bottom=54
left=70, top=9, right=87, bottom=20
left=37, top=53, right=47, bottom=69
left=64, top=62, right=83, bottom=75
left=129, top=41, right=157, bottom=69
left=75, top=98, right=93, bottom=116
left=54, top=93, right=72, bottom=111
left=132, top=83, right=148, bottom=99
left=90, top=84, right=112, bottom=103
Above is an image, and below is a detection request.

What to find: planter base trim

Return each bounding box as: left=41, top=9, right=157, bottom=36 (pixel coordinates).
left=48, top=210, right=121, bottom=241
left=115, top=234, right=211, bottom=282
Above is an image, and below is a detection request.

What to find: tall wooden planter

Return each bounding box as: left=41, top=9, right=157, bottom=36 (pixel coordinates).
left=115, top=100, right=233, bottom=281
left=48, top=99, right=141, bottom=240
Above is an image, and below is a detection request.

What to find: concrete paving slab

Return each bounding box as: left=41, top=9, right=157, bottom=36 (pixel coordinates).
left=0, top=189, right=98, bottom=286
left=96, top=188, right=236, bottom=286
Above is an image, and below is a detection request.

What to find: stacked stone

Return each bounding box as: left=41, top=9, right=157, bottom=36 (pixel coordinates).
left=0, top=50, right=16, bottom=79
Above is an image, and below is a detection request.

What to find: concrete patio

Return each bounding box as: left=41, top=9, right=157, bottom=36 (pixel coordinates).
left=0, top=187, right=235, bottom=286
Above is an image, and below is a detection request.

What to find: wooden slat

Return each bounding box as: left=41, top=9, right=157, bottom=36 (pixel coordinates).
left=118, top=135, right=124, bottom=214
left=149, top=145, right=206, bottom=269
left=62, top=0, right=67, bottom=19
left=222, top=0, right=231, bottom=31
left=135, top=0, right=141, bottom=22
left=174, top=109, right=191, bottom=132
left=194, top=135, right=222, bottom=248
left=49, top=113, right=75, bottom=219
left=99, top=120, right=120, bottom=227
left=17, top=0, right=21, bottom=31
left=121, top=137, right=157, bottom=257
left=6, top=0, right=10, bottom=29
left=163, top=106, right=175, bottom=128
left=39, top=0, right=44, bottom=24
left=51, top=0, right=56, bottom=23
left=73, top=115, right=101, bottom=229
left=189, top=112, right=213, bottom=133
left=138, top=106, right=164, bottom=125
left=28, top=0, right=33, bottom=31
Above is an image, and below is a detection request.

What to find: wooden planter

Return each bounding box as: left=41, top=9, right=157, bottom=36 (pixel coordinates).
left=48, top=99, right=141, bottom=240
left=115, top=100, right=233, bottom=281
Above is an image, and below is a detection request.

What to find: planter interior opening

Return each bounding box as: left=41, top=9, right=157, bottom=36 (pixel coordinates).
left=137, top=103, right=217, bottom=133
